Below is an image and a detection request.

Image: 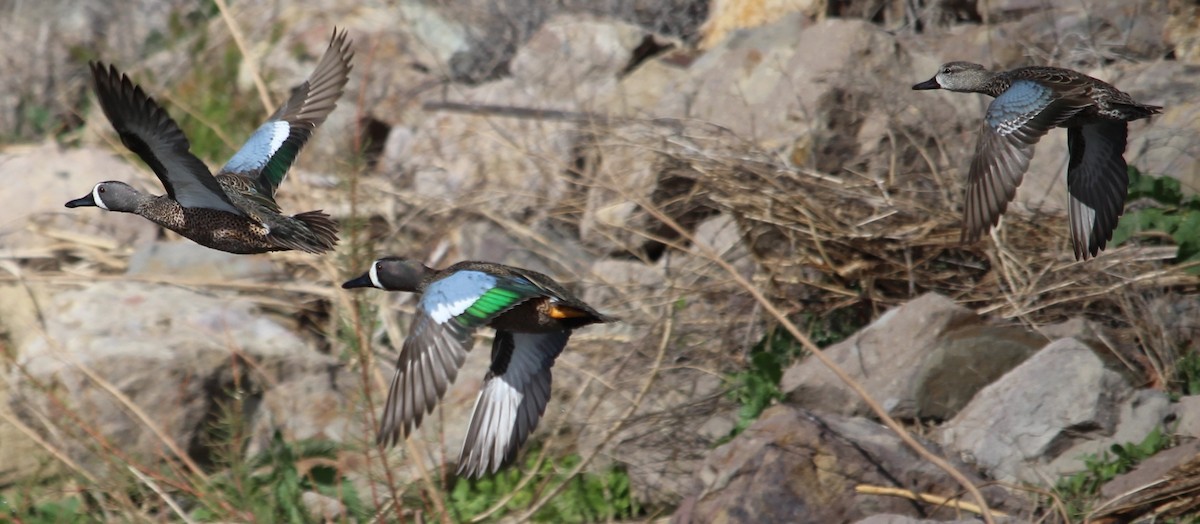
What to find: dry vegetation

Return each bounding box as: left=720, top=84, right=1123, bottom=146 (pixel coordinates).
left=2, top=1, right=1199, bottom=523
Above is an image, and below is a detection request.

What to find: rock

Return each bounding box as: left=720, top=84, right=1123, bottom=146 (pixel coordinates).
left=781, top=293, right=1041, bottom=421
left=675, top=405, right=1017, bottom=523
left=247, top=361, right=361, bottom=455
left=939, top=338, right=1147, bottom=484
left=1090, top=450, right=1200, bottom=522
left=438, top=220, right=592, bottom=279
left=1165, top=0, right=1200, bottom=64
left=0, top=0, right=202, bottom=142
left=385, top=15, right=648, bottom=210
left=697, top=0, right=822, bottom=50
left=4, top=281, right=353, bottom=478
left=0, top=143, right=158, bottom=255
left=1128, top=97, right=1200, bottom=197
left=301, top=490, right=346, bottom=521
left=509, top=15, right=647, bottom=104
left=1045, top=389, right=1173, bottom=476
left=912, top=324, right=1046, bottom=420
left=125, top=241, right=280, bottom=281
left=1173, top=395, right=1200, bottom=439
left=1099, top=439, right=1200, bottom=500
left=855, top=515, right=1021, bottom=524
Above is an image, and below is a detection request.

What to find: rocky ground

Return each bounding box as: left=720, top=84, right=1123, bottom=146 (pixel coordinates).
left=2, top=0, right=1199, bottom=522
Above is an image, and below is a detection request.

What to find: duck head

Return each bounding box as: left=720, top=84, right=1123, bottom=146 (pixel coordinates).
left=65, top=181, right=142, bottom=213
left=342, top=256, right=431, bottom=292
left=913, top=61, right=991, bottom=92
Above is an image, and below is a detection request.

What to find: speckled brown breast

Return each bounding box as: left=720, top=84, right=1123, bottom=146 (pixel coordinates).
left=139, top=196, right=283, bottom=254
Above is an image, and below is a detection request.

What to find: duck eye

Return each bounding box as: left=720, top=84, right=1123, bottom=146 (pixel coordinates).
left=98, top=186, right=106, bottom=193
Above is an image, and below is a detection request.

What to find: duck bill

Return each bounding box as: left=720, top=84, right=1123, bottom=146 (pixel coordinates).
left=912, top=77, right=941, bottom=90
left=341, top=272, right=375, bottom=289
left=65, top=193, right=98, bottom=208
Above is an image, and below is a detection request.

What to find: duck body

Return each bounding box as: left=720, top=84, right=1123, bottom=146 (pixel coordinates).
left=119, top=187, right=335, bottom=254
left=914, top=62, right=1161, bottom=259
left=65, top=29, right=353, bottom=255
left=343, top=257, right=613, bottom=478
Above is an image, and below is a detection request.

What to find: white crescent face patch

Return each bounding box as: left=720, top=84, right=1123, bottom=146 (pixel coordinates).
left=369, top=261, right=384, bottom=289
left=92, top=183, right=110, bottom=211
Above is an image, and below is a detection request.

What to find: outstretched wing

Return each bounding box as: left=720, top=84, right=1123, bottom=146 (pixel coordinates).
left=1067, top=122, right=1129, bottom=260
left=457, top=330, right=569, bottom=478
left=218, top=28, right=354, bottom=200
left=962, top=80, right=1088, bottom=243
left=376, top=270, right=542, bottom=448
left=90, top=62, right=243, bottom=214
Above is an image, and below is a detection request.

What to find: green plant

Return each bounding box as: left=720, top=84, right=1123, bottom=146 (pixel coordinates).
left=723, top=309, right=863, bottom=439
left=0, top=493, right=91, bottom=524
left=1175, top=350, right=1200, bottom=397
left=191, top=431, right=369, bottom=522
left=1053, top=426, right=1172, bottom=518
left=446, top=451, right=642, bottom=522
left=723, top=327, right=805, bottom=438
left=1112, top=168, right=1200, bottom=269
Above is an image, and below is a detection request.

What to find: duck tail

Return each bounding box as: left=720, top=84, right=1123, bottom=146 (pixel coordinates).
left=293, top=210, right=340, bottom=252
left=1116, top=101, right=1162, bottom=119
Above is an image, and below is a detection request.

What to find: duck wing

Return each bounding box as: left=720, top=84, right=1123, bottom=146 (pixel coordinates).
left=376, top=270, right=543, bottom=448
left=217, top=28, right=353, bottom=201
left=962, top=79, right=1089, bottom=243
left=90, top=62, right=243, bottom=214
left=1067, top=121, right=1129, bottom=260
left=457, top=330, right=569, bottom=478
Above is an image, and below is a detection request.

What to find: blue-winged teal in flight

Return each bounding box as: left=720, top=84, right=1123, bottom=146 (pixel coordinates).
left=914, top=62, right=1161, bottom=260
left=66, top=29, right=353, bottom=254
left=343, top=257, right=614, bottom=478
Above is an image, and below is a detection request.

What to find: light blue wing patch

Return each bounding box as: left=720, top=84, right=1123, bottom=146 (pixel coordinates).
left=986, top=80, right=1053, bottom=136
left=221, top=120, right=290, bottom=175
left=421, top=271, right=499, bottom=324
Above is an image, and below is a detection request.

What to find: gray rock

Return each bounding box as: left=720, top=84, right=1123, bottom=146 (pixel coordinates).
left=1166, top=0, right=1200, bottom=64
left=1172, top=395, right=1200, bottom=439
left=782, top=293, right=1040, bottom=420
left=386, top=15, right=648, bottom=208
left=939, top=338, right=1135, bottom=483
left=1046, top=389, right=1173, bottom=476
left=674, top=405, right=1018, bottom=523
left=1099, top=439, right=1200, bottom=500
left=0, top=143, right=158, bottom=254
left=4, top=281, right=353, bottom=479
left=301, top=490, right=346, bottom=522
left=854, top=515, right=1022, bottom=524
left=125, top=240, right=279, bottom=281
left=913, top=324, right=1046, bottom=420
left=0, top=0, right=201, bottom=142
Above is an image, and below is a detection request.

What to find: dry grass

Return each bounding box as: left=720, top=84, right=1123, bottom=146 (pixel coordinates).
left=1, top=2, right=1198, bottom=523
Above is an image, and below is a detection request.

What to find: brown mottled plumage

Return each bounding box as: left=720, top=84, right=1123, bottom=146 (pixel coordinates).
left=914, top=62, right=1161, bottom=260
left=65, top=29, right=354, bottom=254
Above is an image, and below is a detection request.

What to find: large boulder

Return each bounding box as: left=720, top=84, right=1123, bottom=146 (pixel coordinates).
left=0, top=143, right=159, bottom=255
left=940, top=338, right=1171, bottom=484
left=674, top=405, right=1019, bottom=523
left=3, top=281, right=358, bottom=478
left=781, top=293, right=1042, bottom=421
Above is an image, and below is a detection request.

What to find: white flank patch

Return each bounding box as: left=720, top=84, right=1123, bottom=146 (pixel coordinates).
left=92, top=183, right=109, bottom=211
left=422, top=271, right=497, bottom=324
left=369, top=261, right=383, bottom=289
